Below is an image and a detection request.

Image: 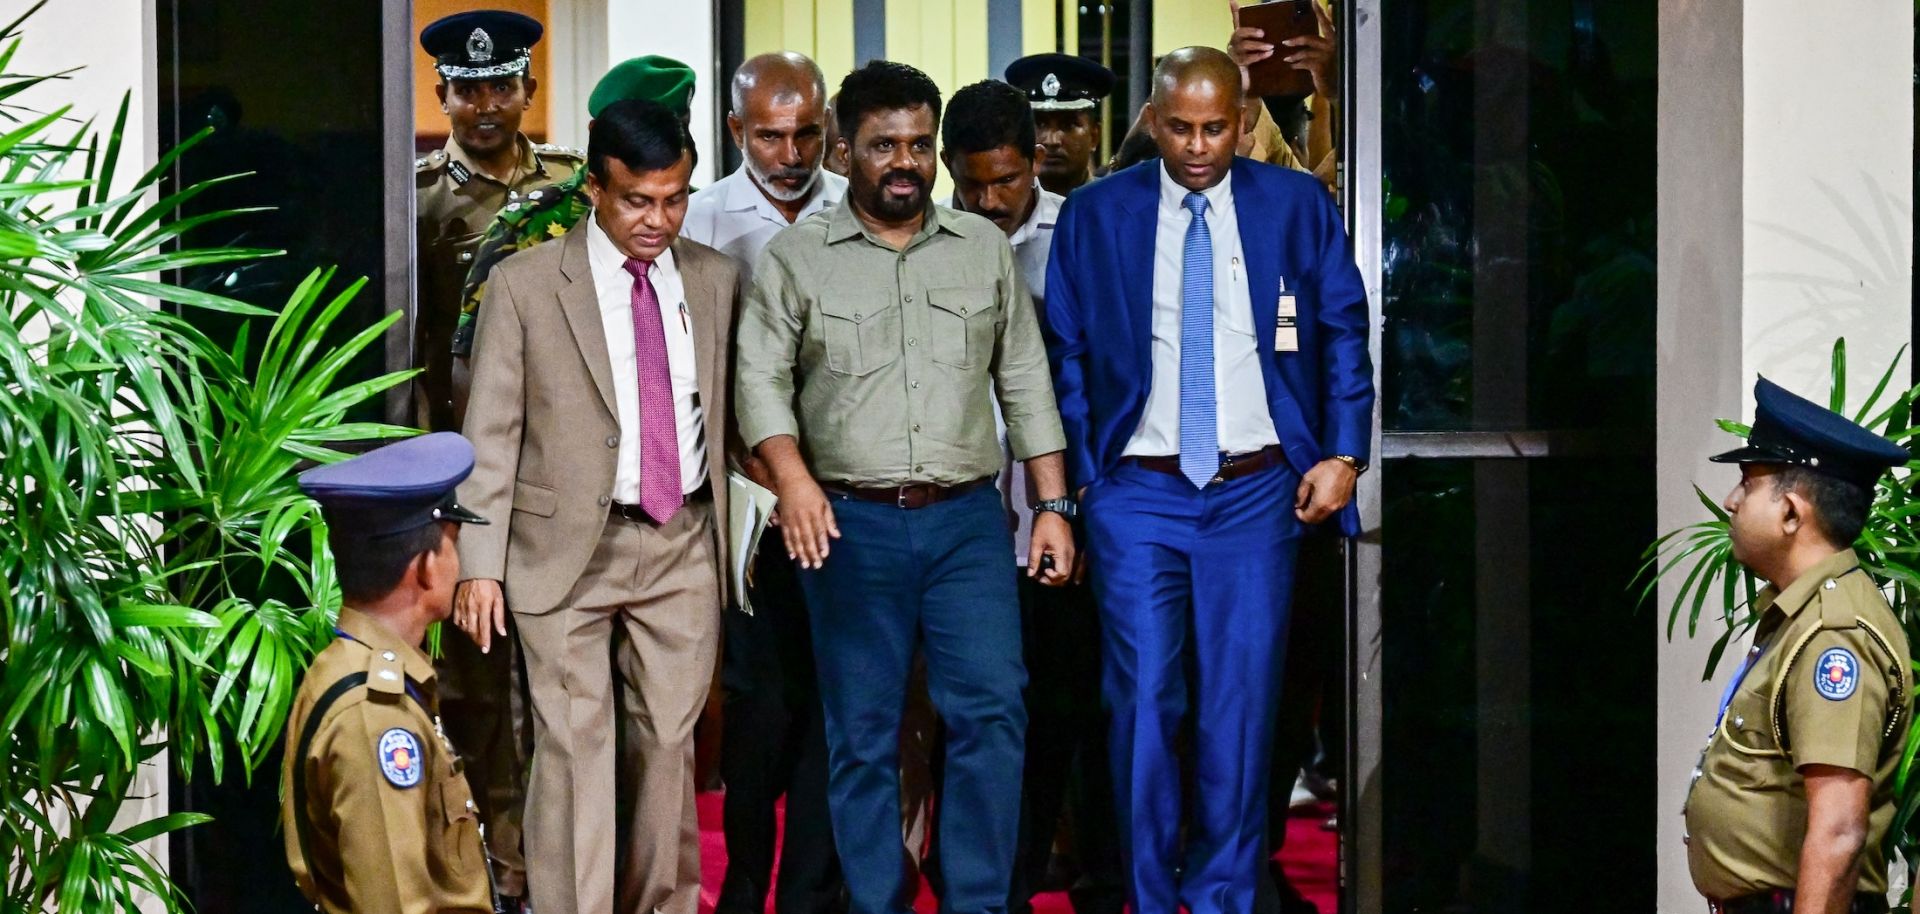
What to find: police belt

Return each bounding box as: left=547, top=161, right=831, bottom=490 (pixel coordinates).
left=1709, top=889, right=1890, bottom=914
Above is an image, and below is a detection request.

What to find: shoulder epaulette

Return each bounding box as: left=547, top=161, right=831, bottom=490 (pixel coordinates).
left=365, top=647, right=409, bottom=701
left=534, top=142, right=585, bottom=160
left=415, top=149, right=448, bottom=173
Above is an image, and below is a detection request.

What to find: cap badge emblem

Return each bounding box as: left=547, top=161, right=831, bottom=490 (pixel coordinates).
left=1042, top=73, right=1061, bottom=98
left=466, top=28, right=494, bottom=63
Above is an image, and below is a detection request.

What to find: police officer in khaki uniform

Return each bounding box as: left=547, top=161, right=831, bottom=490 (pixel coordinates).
left=417, top=9, right=582, bottom=432
left=280, top=432, right=496, bottom=914
left=1685, top=377, right=1914, bottom=914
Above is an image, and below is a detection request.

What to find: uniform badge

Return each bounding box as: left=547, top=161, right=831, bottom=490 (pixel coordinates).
left=1814, top=647, right=1859, bottom=701
left=466, top=28, right=494, bottom=63
left=378, top=727, right=424, bottom=788
left=1042, top=73, right=1061, bottom=99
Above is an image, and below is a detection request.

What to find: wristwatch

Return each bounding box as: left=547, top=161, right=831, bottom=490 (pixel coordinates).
left=1330, top=455, right=1369, bottom=475
left=1031, top=497, right=1079, bottom=520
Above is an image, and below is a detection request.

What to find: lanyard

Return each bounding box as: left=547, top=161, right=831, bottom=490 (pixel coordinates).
left=1714, top=641, right=1765, bottom=727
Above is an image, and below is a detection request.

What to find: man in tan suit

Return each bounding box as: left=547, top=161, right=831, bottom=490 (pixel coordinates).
left=454, top=98, right=735, bottom=914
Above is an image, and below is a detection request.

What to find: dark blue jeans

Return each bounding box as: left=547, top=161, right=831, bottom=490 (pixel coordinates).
left=799, top=483, right=1027, bottom=914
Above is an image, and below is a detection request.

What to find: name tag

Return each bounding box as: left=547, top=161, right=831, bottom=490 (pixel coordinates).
left=1274, top=286, right=1299, bottom=353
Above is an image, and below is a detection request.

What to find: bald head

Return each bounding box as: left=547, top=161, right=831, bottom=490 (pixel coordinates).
left=1144, top=46, right=1243, bottom=191
left=1149, top=46, right=1244, bottom=109
left=731, top=51, right=827, bottom=113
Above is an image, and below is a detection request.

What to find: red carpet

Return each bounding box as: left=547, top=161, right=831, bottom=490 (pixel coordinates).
left=695, top=792, right=1340, bottom=914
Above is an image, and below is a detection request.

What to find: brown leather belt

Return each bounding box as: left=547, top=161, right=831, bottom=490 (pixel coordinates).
left=609, top=481, right=711, bottom=522
left=823, top=477, right=994, bottom=509
left=1710, top=890, right=1889, bottom=914
left=1126, top=444, right=1288, bottom=486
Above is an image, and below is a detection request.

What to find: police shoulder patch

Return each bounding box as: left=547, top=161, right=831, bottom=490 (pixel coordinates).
left=377, top=727, right=424, bottom=787
left=1813, top=647, right=1860, bottom=701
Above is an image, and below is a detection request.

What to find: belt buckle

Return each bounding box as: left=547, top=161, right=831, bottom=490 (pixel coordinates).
left=896, top=486, right=910, bottom=509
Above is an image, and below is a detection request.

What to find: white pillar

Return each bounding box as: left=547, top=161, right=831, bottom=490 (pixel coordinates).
left=1656, top=2, right=1912, bottom=910
left=549, top=0, right=721, bottom=186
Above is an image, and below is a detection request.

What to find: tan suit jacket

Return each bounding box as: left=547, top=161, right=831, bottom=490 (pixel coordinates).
left=459, top=221, right=736, bottom=615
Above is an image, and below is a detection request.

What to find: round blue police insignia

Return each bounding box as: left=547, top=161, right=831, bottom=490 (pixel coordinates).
left=378, top=727, right=425, bottom=788
left=1813, top=647, right=1859, bottom=701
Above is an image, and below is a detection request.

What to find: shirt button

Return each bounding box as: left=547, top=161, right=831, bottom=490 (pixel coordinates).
left=381, top=651, right=397, bottom=662
left=905, top=294, right=914, bottom=302
left=1823, top=579, right=1837, bottom=590
left=908, top=338, right=917, bottom=347
left=912, top=424, right=921, bottom=432
left=1733, top=716, right=1744, bottom=728
left=606, top=435, right=618, bottom=448
left=914, top=464, right=924, bottom=473
left=853, top=312, right=862, bottom=320
left=911, top=380, right=921, bottom=389
left=598, top=494, right=611, bottom=507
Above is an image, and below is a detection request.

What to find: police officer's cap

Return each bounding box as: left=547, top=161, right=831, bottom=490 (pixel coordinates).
left=1710, top=377, right=1910, bottom=489
left=589, top=56, right=697, bottom=119
left=298, top=432, right=490, bottom=536
left=421, top=10, right=543, bottom=81
left=1005, top=53, right=1117, bottom=112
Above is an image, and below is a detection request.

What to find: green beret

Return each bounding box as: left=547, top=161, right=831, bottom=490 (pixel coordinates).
left=589, top=56, right=697, bottom=118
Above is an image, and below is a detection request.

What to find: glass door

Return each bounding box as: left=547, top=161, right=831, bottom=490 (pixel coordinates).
left=1347, top=0, right=1659, bottom=909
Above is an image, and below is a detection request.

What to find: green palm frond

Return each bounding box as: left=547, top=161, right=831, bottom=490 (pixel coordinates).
left=0, top=9, right=414, bottom=910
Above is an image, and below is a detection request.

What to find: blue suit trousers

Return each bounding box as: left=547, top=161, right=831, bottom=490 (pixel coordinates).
left=798, top=484, right=1027, bottom=914
left=1084, top=462, right=1301, bottom=914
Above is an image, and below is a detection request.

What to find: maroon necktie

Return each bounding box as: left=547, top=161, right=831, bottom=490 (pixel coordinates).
left=621, top=258, right=682, bottom=523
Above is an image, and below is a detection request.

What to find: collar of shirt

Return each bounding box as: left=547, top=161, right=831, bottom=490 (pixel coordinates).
left=824, top=195, right=973, bottom=249
left=585, top=211, right=680, bottom=306
left=443, top=133, right=546, bottom=185
left=717, top=165, right=843, bottom=226
left=1008, top=183, right=1063, bottom=250
left=335, top=606, right=437, bottom=687
left=1157, top=162, right=1233, bottom=218
left=1752, top=548, right=1863, bottom=623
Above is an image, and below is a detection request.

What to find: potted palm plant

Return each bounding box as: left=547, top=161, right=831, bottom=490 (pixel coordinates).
left=0, top=4, right=414, bottom=909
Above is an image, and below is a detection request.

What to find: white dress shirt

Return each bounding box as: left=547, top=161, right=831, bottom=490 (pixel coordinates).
left=1124, top=167, right=1280, bottom=458
left=586, top=215, right=706, bottom=503
left=683, top=165, right=847, bottom=285
left=982, top=184, right=1065, bottom=565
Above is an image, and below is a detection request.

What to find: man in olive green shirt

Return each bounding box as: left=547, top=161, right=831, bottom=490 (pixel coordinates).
left=734, top=60, right=1073, bottom=914
left=1684, top=377, right=1913, bottom=914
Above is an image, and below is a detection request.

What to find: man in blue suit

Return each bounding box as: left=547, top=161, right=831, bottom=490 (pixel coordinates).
left=1041, top=46, right=1372, bottom=914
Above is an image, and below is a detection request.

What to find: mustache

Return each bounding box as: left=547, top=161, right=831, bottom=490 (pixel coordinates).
left=880, top=169, right=928, bottom=190
left=766, top=165, right=812, bottom=184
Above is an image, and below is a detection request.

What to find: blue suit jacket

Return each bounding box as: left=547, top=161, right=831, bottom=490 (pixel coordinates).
left=1042, top=158, right=1374, bottom=536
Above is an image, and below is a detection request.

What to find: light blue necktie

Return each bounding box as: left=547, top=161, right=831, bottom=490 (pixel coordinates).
left=1178, top=191, right=1218, bottom=489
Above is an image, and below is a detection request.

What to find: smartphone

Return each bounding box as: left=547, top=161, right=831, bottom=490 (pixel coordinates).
left=1239, top=0, right=1320, bottom=100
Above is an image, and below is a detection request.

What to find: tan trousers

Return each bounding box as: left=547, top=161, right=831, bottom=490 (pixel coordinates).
left=515, top=500, right=720, bottom=914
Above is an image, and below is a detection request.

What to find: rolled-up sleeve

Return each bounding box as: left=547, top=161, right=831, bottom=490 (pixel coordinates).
left=734, top=247, right=804, bottom=449
left=991, top=241, right=1067, bottom=461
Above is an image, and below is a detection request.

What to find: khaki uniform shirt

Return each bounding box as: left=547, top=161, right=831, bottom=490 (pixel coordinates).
left=734, top=199, right=1067, bottom=486
left=1684, top=549, right=1913, bottom=900
left=280, top=607, right=492, bottom=914
left=416, top=136, right=581, bottom=430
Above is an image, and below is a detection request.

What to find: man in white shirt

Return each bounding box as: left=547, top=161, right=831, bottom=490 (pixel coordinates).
left=455, top=99, right=739, bottom=914
left=685, top=52, right=847, bottom=285
left=940, top=78, right=1123, bottom=914
left=681, top=51, right=848, bottom=914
